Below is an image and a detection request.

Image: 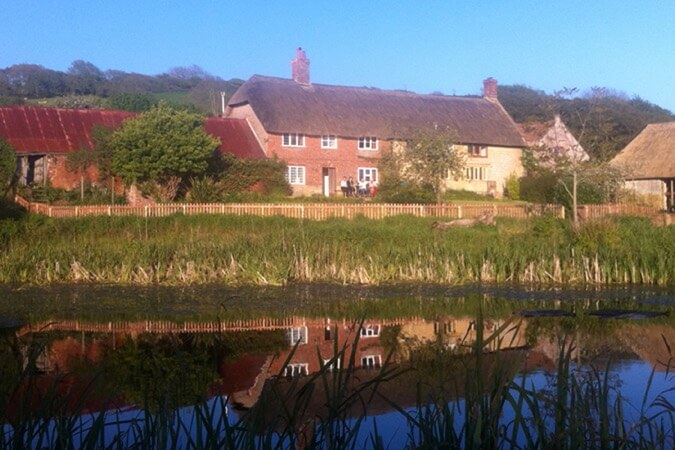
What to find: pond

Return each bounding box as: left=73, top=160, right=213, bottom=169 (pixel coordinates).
left=1, top=284, right=674, bottom=448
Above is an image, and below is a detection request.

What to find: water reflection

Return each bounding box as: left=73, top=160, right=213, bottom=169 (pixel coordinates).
left=1, top=289, right=673, bottom=448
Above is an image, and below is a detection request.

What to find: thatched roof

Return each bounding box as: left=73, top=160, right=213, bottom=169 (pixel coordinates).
left=517, top=115, right=589, bottom=161
left=228, top=75, right=526, bottom=147
left=612, top=122, right=675, bottom=179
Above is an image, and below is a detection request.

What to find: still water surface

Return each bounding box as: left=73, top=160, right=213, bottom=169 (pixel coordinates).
left=1, top=284, right=673, bottom=447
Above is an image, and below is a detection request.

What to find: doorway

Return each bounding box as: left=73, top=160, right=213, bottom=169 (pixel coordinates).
left=322, top=167, right=336, bottom=197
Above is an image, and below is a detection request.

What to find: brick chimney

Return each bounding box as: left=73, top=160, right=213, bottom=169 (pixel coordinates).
left=291, top=47, right=310, bottom=84
left=483, top=77, right=498, bottom=100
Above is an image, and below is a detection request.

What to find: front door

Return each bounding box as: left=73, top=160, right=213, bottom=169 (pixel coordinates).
left=322, top=167, right=336, bottom=197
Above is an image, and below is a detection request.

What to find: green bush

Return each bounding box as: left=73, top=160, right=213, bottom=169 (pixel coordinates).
left=504, top=172, right=520, bottom=200
left=377, top=182, right=436, bottom=204
left=519, top=174, right=557, bottom=203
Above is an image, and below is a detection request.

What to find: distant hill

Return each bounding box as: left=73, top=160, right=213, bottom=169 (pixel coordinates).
left=0, top=61, right=243, bottom=115
left=499, top=85, right=674, bottom=160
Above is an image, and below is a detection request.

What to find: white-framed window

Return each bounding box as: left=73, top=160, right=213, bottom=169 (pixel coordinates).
left=321, top=135, right=338, bottom=149
left=322, top=358, right=342, bottom=371
left=468, top=144, right=488, bottom=158
left=358, top=167, right=378, bottom=182
left=463, top=166, right=487, bottom=181
left=282, top=133, right=305, bottom=148
left=284, top=363, right=308, bottom=377
left=361, top=354, right=382, bottom=369
left=285, top=166, right=306, bottom=185
left=358, top=136, right=378, bottom=151
left=360, top=324, right=381, bottom=338
left=287, top=326, right=308, bottom=345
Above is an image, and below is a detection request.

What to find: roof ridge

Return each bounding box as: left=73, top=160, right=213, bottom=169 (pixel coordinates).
left=248, top=74, right=484, bottom=101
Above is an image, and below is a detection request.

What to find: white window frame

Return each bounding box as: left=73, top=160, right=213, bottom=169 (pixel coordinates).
left=282, top=133, right=305, bottom=148
left=284, top=363, right=308, bottom=377
left=322, top=358, right=342, bottom=371
left=285, top=166, right=306, bottom=185
left=357, top=167, right=378, bottom=182
left=464, top=166, right=487, bottom=181
left=358, top=136, right=378, bottom=151
left=287, top=326, right=308, bottom=345
left=360, top=324, right=381, bottom=338
left=468, top=144, right=488, bottom=158
left=321, top=135, right=338, bottom=149
left=361, top=354, right=382, bottom=369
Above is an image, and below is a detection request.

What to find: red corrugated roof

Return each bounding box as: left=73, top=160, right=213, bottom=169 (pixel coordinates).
left=0, top=106, right=133, bottom=154
left=0, top=106, right=265, bottom=159
left=204, top=117, right=266, bottom=159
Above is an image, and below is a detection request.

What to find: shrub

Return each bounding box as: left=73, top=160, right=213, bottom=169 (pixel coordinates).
left=504, top=172, right=520, bottom=200
left=520, top=174, right=557, bottom=203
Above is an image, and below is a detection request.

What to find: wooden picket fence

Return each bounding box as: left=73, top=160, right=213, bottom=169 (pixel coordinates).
left=14, top=196, right=660, bottom=221
left=18, top=316, right=427, bottom=336
left=15, top=196, right=566, bottom=220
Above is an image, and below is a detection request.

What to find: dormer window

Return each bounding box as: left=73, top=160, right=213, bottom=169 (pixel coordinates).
left=282, top=133, right=305, bottom=147
left=358, top=137, right=378, bottom=151
left=468, top=145, right=488, bottom=158
left=321, top=135, right=338, bottom=149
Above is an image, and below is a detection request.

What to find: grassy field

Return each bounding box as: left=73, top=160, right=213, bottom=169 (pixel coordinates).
left=0, top=213, right=673, bottom=286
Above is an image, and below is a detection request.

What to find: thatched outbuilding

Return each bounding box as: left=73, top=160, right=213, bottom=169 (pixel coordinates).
left=612, top=122, right=675, bottom=211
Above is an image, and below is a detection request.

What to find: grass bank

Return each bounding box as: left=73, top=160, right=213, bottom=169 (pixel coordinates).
left=0, top=214, right=673, bottom=285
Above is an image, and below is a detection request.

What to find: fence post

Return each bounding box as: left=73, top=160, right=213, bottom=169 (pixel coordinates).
left=75, top=206, right=79, bottom=217
left=561, top=206, right=565, bottom=219
left=144, top=205, right=148, bottom=218
left=182, top=204, right=186, bottom=215
left=48, top=207, right=52, bottom=218
left=420, top=204, right=425, bottom=217
left=457, top=205, right=462, bottom=219
left=108, top=206, right=112, bottom=217
left=301, top=204, right=305, bottom=220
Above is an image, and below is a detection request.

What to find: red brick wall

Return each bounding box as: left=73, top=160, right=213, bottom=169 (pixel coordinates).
left=268, top=134, right=386, bottom=196
left=48, top=155, right=101, bottom=190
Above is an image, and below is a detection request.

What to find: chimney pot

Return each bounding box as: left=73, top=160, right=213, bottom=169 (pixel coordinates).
left=483, top=77, right=498, bottom=100
left=291, top=47, right=310, bottom=85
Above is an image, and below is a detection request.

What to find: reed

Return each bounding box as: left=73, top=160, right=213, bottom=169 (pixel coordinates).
left=0, top=214, right=673, bottom=286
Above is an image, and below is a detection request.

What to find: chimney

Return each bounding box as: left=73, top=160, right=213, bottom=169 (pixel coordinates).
left=483, top=77, right=498, bottom=100
left=291, top=47, right=310, bottom=84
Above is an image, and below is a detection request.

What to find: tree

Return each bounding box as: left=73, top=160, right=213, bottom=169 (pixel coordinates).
left=108, top=92, right=155, bottom=112
left=526, top=88, right=627, bottom=225
left=67, top=60, right=105, bottom=95
left=0, top=136, right=17, bottom=197
left=66, top=147, right=98, bottom=201
left=387, top=128, right=464, bottom=204
left=110, top=102, right=219, bottom=201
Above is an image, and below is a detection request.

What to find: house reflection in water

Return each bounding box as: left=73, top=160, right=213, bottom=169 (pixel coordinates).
left=10, top=313, right=674, bottom=418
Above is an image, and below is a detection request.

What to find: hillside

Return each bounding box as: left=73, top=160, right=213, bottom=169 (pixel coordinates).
left=0, top=61, right=243, bottom=115
left=499, top=85, right=674, bottom=160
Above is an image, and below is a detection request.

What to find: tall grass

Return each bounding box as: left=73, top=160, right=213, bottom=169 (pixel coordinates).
left=0, top=214, right=673, bottom=286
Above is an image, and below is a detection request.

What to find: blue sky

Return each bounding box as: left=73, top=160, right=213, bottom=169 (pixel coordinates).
left=3, top=1, right=674, bottom=112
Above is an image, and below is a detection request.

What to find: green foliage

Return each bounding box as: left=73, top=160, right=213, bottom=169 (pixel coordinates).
left=395, top=130, right=464, bottom=203
left=111, top=102, right=219, bottom=187
left=519, top=174, right=557, bottom=203
left=500, top=84, right=674, bottom=160
left=374, top=181, right=436, bottom=204
left=217, top=155, right=291, bottom=195
left=108, top=92, right=156, bottom=112
left=0, top=214, right=673, bottom=285
left=552, top=176, right=604, bottom=207
left=27, top=95, right=107, bottom=109
left=504, top=172, right=520, bottom=200
left=0, top=136, right=16, bottom=197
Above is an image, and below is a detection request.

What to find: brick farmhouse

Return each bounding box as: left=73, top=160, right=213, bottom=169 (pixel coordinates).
left=225, top=48, right=526, bottom=197
left=0, top=105, right=264, bottom=189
